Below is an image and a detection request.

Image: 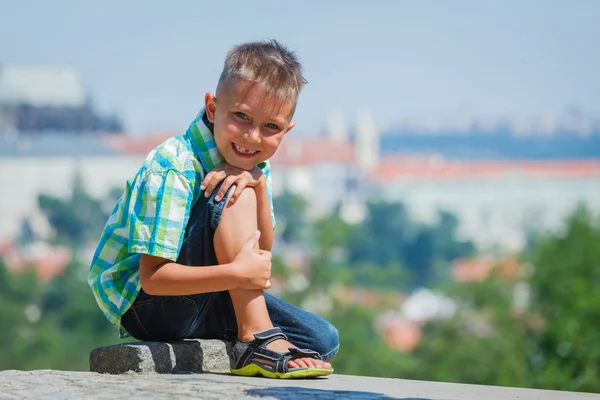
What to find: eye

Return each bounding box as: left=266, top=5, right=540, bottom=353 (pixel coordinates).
left=235, top=112, right=249, bottom=120
left=265, top=123, right=280, bottom=130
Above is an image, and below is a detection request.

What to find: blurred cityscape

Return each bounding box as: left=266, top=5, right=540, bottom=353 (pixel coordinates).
left=1, top=60, right=599, bottom=393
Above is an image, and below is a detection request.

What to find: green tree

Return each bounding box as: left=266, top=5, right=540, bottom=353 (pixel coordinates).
left=37, top=173, right=118, bottom=245
left=273, top=191, right=309, bottom=243
left=339, top=201, right=474, bottom=287
left=326, top=304, right=419, bottom=378
left=402, top=206, right=600, bottom=392
left=527, top=206, right=600, bottom=392
left=0, top=258, right=125, bottom=371
left=412, top=278, right=532, bottom=387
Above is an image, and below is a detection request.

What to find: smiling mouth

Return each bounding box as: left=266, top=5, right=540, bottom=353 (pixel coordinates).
left=232, top=143, right=259, bottom=157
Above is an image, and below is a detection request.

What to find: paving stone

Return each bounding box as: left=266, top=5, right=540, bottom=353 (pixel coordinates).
left=89, top=339, right=229, bottom=374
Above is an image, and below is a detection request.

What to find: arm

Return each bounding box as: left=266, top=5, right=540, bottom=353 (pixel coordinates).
left=139, top=230, right=271, bottom=296
left=255, top=178, right=274, bottom=251
left=139, top=254, right=239, bottom=296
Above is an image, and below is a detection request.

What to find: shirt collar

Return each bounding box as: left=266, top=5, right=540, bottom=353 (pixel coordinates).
left=185, top=107, right=225, bottom=172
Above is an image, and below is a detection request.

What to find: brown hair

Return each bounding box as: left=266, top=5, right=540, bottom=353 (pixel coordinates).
left=217, top=39, right=307, bottom=106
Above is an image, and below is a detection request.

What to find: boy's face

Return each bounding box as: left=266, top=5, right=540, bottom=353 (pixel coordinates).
left=204, top=81, right=296, bottom=171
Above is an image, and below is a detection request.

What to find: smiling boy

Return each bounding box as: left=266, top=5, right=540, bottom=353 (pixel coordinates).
left=88, top=39, right=338, bottom=379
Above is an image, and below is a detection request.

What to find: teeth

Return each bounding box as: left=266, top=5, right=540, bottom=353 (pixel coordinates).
left=233, top=143, right=257, bottom=155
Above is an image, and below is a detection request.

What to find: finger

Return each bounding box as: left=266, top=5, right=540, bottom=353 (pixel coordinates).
left=250, top=167, right=263, bottom=185
left=230, top=181, right=247, bottom=204
left=264, top=279, right=271, bottom=289
left=216, top=176, right=237, bottom=202
left=204, top=171, right=226, bottom=197
left=242, top=230, right=261, bottom=251
left=200, top=171, right=214, bottom=192
left=261, top=251, right=272, bottom=261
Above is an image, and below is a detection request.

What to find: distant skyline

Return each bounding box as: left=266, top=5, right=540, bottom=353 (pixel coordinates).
left=1, top=0, right=599, bottom=135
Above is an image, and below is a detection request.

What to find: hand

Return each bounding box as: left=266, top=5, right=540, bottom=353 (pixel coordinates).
left=201, top=164, right=264, bottom=203
left=231, top=231, right=272, bottom=290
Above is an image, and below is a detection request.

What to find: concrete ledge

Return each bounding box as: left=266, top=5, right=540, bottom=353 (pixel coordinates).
left=3, top=370, right=598, bottom=399
left=89, top=339, right=229, bottom=374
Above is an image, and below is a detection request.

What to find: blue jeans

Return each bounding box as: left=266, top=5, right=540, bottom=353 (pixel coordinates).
left=121, top=185, right=339, bottom=360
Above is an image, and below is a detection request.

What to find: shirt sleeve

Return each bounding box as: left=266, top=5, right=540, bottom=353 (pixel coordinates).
left=258, top=160, right=276, bottom=230
left=127, top=169, right=194, bottom=261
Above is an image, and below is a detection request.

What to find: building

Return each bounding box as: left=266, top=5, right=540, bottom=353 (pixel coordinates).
left=0, top=65, right=122, bottom=133
left=373, top=157, right=600, bottom=251
left=1, top=107, right=599, bottom=254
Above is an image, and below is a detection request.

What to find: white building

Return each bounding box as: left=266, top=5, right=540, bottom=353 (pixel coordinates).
left=373, top=157, right=600, bottom=251
left=0, top=65, right=121, bottom=132
left=1, top=111, right=599, bottom=254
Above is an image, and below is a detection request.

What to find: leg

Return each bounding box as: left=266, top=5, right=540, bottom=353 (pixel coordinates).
left=121, top=181, right=227, bottom=341
left=264, top=292, right=339, bottom=361
left=213, top=187, right=331, bottom=370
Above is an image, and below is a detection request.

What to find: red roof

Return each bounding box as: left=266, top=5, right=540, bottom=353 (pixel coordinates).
left=374, top=158, right=600, bottom=181
left=105, top=133, right=600, bottom=179
left=452, top=256, right=523, bottom=282
left=104, top=134, right=173, bottom=155
left=106, top=134, right=357, bottom=166
left=379, top=319, right=422, bottom=353
left=270, top=139, right=355, bottom=166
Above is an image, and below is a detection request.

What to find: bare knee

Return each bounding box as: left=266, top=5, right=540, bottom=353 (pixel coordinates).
left=225, top=186, right=257, bottom=212
left=214, top=187, right=258, bottom=263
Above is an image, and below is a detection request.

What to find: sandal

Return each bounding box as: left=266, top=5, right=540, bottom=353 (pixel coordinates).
left=228, top=327, right=334, bottom=379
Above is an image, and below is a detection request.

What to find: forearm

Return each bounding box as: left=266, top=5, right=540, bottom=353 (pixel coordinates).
left=255, top=182, right=274, bottom=251
left=140, top=259, right=240, bottom=296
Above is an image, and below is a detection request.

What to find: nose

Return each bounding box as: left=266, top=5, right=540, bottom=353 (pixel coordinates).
left=246, top=126, right=261, bottom=143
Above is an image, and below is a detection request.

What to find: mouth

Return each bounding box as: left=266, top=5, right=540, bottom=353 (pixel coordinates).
left=231, top=143, right=259, bottom=158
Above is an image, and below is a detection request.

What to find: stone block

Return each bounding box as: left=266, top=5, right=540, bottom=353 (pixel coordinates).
left=89, top=339, right=229, bottom=374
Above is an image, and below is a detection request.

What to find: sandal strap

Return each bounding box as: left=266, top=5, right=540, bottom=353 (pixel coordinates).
left=273, top=348, right=323, bottom=373
left=288, top=347, right=323, bottom=359
left=231, top=327, right=288, bottom=370
left=230, top=327, right=324, bottom=373
left=254, top=327, right=288, bottom=342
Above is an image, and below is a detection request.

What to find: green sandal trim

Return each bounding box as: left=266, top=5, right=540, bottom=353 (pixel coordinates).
left=228, top=327, right=333, bottom=379
left=231, top=363, right=333, bottom=379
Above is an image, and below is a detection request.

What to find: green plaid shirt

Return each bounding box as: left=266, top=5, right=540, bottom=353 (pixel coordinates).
left=88, top=108, right=275, bottom=338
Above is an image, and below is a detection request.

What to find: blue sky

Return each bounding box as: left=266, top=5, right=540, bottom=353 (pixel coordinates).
left=1, top=0, right=599, bottom=134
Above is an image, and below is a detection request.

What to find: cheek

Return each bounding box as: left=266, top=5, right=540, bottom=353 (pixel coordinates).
left=222, top=120, right=243, bottom=140
left=215, top=122, right=242, bottom=145
left=262, top=135, right=283, bottom=153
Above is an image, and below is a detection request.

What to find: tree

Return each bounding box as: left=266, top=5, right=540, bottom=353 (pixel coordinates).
left=412, top=278, right=532, bottom=387
left=345, top=201, right=474, bottom=288
left=326, top=304, right=420, bottom=378
left=37, top=173, right=119, bottom=245
left=404, top=206, right=600, bottom=393
left=273, top=191, right=309, bottom=243
left=527, top=206, right=600, bottom=392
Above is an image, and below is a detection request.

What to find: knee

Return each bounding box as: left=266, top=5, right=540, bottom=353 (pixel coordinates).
left=323, top=322, right=340, bottom=359
left=313, top=320, right=339, bottom=359
left=229, top=186, right=257, bottom=210
left=210, top=185, right=256, bottom=230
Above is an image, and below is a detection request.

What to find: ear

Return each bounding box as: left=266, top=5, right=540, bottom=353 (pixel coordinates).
left=204, top=92, right=217, bottom=122
left=284, top=121, right=296, bottom=135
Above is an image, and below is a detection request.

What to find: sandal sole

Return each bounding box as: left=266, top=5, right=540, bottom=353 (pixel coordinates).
left=231, top=364, right=334, bottom=379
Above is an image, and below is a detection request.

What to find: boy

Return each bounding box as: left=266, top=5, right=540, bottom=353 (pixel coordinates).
left=88, top=39, right=338, bottom=379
